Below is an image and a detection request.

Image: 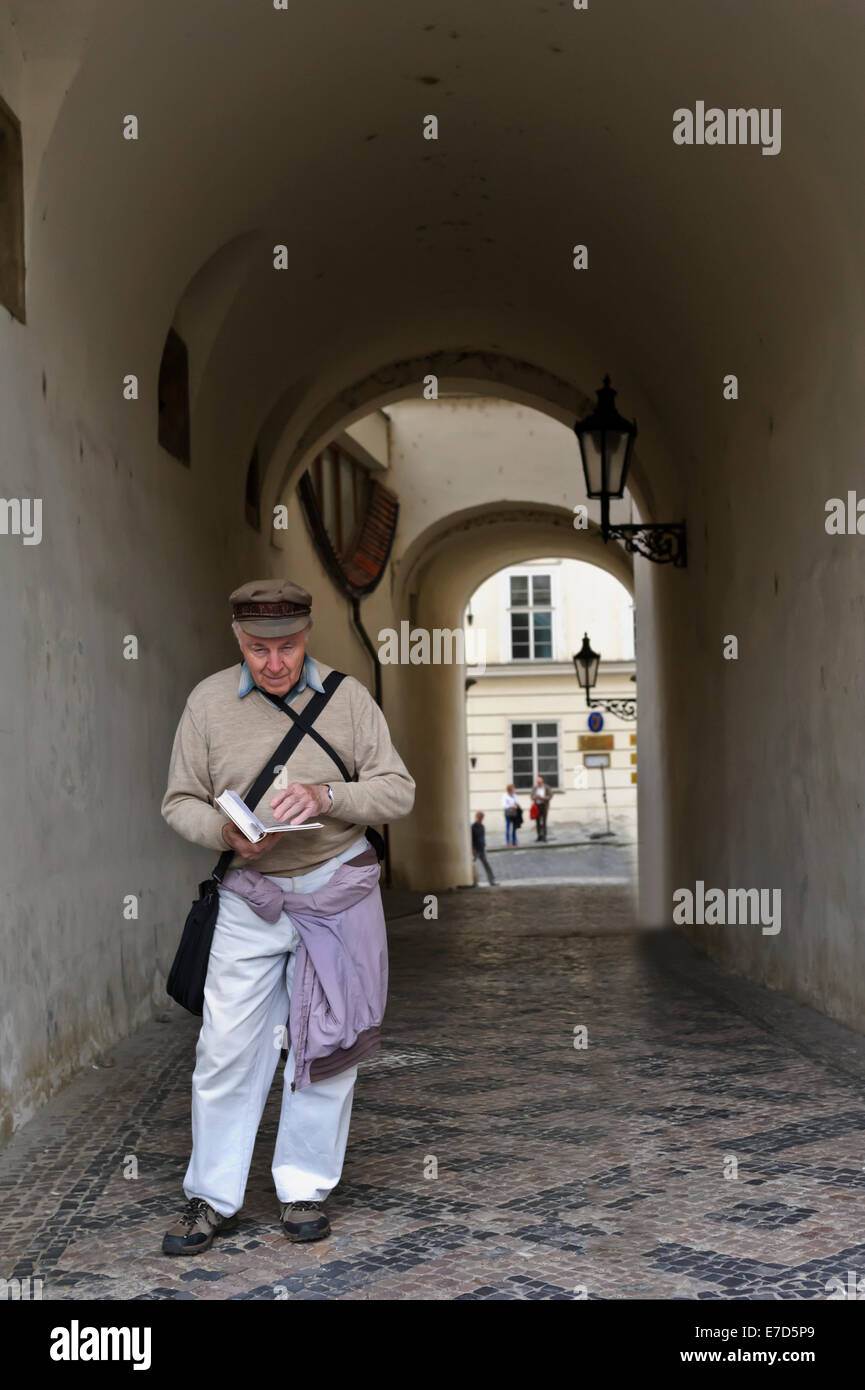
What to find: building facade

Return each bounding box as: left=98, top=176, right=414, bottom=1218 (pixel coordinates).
left=465, top=558, right=637, bottom=837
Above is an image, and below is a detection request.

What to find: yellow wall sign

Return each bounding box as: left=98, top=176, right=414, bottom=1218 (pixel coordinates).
left=578, top=734, right=614, bottom=751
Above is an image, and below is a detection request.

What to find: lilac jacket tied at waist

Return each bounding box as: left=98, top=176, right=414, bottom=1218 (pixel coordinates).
left=219, top=846, right=386, bottom=1091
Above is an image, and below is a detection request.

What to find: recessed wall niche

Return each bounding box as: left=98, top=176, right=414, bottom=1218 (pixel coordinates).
left=0, top=93, right=25, bottom=324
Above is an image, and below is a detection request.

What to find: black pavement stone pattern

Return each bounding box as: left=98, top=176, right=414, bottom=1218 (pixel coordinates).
left=2, top=883, right=865, bottom=1300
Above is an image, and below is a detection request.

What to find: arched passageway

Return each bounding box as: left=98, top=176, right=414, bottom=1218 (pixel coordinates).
left=1, top=4, right=865, bottom=1314
left=386, top=498, right=635, bottom=888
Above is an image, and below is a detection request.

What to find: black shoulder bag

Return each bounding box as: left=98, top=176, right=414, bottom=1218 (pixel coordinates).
left=166, top=670, right=350, bottom=1015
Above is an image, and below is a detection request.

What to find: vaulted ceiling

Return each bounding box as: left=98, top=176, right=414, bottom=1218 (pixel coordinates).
left=7, top=0, right=864, bottom=510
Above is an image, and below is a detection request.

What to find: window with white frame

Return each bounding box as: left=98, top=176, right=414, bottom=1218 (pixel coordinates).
left=510, top=721, right=560, bottom=792
left=509, top=572, right=553, bottom=659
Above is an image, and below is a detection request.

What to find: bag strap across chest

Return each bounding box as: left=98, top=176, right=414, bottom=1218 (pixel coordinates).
left=258, top=670, right=352, bottom=781
left=257, top=670, right=387, bottom=863
left=210, top=669, right=347, bottom=882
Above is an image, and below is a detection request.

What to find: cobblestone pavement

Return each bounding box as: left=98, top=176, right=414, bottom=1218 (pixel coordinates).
left=485, top=841, right=638, bottom=885
left=2, top=884, right=865, bottom=1300
left=483, top=813, right=637, bottom=852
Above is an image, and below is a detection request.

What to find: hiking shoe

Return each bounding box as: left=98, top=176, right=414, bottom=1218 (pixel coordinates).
left=162, top=1197, right=239, bottom=1256
left=280, top=1200, right=330, bottom=1243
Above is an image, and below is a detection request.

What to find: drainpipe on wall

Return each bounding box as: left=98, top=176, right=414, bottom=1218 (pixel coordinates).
left=351, top=596, right=382, bottom=706
left=350, top=596, right=391, bottom=887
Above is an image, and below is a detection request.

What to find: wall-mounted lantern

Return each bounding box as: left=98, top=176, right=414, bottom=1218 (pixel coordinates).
left=574, top=376, right=687, bottom=567
left=573, top=632, right=637, bottom=721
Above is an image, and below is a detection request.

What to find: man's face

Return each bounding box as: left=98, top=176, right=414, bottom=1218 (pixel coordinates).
left=237, top=625, right=309, bottom=696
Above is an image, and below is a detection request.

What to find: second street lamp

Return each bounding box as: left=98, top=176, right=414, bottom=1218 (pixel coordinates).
left=573, top=632, right=637, bottom=721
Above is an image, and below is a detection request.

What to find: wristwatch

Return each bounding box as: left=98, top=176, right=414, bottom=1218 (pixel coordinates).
left=325, top=785, right=334, bottom=811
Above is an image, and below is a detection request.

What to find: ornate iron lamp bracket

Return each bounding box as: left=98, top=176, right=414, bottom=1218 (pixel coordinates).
left=606, top=521, right=687, bottom=568
left=586, top=696, right=638, bottom=721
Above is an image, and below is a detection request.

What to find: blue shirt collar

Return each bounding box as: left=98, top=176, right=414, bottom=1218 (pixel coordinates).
left=238, top=653, right=325, bottom=702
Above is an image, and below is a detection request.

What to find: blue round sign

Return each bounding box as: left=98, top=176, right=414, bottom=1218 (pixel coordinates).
left=588, top=710, right=604, bottom=732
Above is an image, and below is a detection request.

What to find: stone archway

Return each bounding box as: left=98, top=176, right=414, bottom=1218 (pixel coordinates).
left=384, top=501, right=635, bottom=890
left=264, top=351, right=660, bottom=528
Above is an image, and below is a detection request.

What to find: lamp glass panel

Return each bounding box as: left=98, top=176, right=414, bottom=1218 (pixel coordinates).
left=576, top=651, right=600, bottom=687
left=605, top=431, right=631, bottom=496
left=580, top=430, right=605, bottom=494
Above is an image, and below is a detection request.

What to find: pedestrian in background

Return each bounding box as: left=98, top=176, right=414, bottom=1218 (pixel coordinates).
left=532, top=775, right=553, bottom=842
left=471, top=811, right=497, bottom=885
left=503, top=784, right=521, bottom=847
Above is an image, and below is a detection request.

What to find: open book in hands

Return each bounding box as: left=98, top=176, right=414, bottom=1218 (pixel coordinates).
left=216, top=789, right=324, bottom=844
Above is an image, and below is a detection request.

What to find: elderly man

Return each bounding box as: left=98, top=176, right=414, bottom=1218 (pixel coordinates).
left=160, top=579, right=415, bottom=1255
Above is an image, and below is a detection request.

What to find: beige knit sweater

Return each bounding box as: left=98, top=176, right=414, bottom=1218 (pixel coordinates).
left=161, top=659, right=415, bottom=875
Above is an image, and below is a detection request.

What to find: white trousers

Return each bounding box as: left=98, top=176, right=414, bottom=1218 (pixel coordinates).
left=183, top=836, right=367, bottom=1216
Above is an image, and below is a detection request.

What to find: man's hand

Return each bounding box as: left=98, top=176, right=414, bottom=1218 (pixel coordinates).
left=220, top=822, right=281, bottom=861
left=269, top=782, right=331, bottom=825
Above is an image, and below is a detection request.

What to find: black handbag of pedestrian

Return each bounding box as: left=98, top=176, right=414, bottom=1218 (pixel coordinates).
left=166, top=670, right=352, bottom=1014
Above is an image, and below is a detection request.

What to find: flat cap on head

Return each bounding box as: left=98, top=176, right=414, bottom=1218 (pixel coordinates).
left=230, top=579, right=312, bottom=636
